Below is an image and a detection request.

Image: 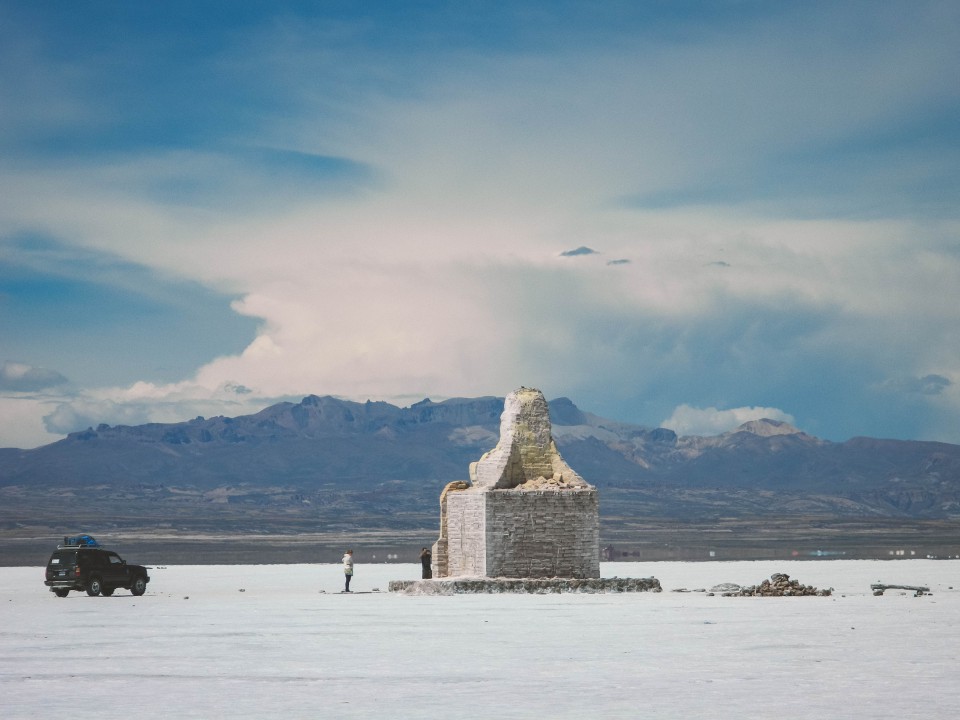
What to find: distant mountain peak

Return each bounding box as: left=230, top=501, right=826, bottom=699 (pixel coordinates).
left=547, top=397, right=588, bottom=426
left=733, top=419, right=803, bottom=437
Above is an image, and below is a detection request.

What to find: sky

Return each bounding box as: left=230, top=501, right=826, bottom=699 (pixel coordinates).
left=1, top=1, right=959, bottom=449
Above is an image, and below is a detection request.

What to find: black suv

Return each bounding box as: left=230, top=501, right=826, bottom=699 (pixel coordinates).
left=45, top=544, right=150, bottom=598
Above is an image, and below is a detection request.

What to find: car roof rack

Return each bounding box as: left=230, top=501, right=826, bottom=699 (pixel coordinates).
left=58, top=534, right=101, bottom=548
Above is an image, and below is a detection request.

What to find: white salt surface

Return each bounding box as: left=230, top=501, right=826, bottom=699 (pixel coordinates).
left=2, top=560, right=958, bottom=719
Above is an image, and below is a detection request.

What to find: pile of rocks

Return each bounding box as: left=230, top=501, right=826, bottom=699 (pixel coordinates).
left=517, top=473, right=581, bottom=489
left=729, top=573, right=831, bottom=597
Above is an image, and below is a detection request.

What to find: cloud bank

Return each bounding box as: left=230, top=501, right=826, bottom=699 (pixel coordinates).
left=661, top=404, right=796, bottom=438
left=1, top=2, right=959, bottom=448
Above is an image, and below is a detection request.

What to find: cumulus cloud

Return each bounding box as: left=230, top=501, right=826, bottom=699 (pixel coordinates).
left=43, top=400, right=149, bottom=435
left=0, top=362, right=68, bottom=392
left=661, top=404, right=796, bottom=437
left=42, top=381, right=284, bottom=435
left=0, top=395, right=66, bottom=448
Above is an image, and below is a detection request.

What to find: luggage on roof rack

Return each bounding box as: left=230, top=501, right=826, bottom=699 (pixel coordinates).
left=62, top=534, right=100, bottom=547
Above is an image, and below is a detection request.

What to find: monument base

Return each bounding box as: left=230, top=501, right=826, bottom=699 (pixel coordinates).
left=388, top=576, right=661, bottom=595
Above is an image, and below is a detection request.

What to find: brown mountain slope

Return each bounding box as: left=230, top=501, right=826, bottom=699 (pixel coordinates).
left=2, top=395, right=959, bottom=535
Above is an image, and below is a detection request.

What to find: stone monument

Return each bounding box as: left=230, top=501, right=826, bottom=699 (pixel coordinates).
left=390, top=387, right=661, bottom=594
left=433, top=387, right=599, bottom=579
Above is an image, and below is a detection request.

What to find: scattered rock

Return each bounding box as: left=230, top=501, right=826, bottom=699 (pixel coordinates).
left=710, top=583, right=741, bottom=593
left=870, top=583, right=929, bottom=596
left=732, top=573, right=830, bottom=597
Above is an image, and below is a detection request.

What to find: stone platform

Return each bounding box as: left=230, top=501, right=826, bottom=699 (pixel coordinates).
left=388, top=576, right=662, bottom=595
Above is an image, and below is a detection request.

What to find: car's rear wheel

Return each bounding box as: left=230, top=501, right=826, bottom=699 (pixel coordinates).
left=86, top=577, right=102, bottom=596
left=100, top=586, right=114, bottom=596
left=54, top=588, right=69, bottom=598
left=130, top=576, right=147, bottom=596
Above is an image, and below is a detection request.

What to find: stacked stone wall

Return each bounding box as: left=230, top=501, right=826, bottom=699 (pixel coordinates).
left=431, top=481, right=470, bottom=578
left=485, top=490, right=599, bottom=578
left=444, top=488, right=600, bottom=578
left=445, top=492, right=488, bottom=576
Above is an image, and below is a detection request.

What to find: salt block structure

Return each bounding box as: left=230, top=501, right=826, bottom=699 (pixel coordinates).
left=432, top=387, right=600, bottom=579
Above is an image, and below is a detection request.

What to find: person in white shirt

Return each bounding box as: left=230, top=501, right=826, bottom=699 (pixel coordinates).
left=342, top=549, right=354, bottom=592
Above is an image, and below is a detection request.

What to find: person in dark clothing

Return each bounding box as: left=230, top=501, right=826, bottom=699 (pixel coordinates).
left=419, top=547, right=432, bottom=579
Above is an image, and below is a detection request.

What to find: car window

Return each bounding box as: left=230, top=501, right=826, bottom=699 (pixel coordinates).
left=49, top=551, right=76, bottom=566
left=108, top=554, right=124, bottom=564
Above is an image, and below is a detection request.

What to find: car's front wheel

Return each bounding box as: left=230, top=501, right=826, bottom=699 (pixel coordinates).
left=86, top=577, right=102, bottom=596
left=130, top=576, right=147, bottom=596
left=54, top=588, right=69, bottom=598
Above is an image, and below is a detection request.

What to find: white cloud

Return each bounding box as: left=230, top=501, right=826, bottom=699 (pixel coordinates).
left=40, top=381, right=283, bottom=436
left=0, top=395, right=66, bottom=449
left=0, top=361, right=67, bottom=391
left=661, top=404, right=796, bottom=438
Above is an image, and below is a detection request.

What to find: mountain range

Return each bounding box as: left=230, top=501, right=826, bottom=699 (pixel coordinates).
left=2, top=394, right=960, bottom=546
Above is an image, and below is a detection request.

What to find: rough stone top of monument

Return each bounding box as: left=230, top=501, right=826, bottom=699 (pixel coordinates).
left=469, top=387, right=593, bottom=491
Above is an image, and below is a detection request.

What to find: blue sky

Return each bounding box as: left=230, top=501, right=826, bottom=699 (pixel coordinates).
left=1, top=1, right=959, bottom=448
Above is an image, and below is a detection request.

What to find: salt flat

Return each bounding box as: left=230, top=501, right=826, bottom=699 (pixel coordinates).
left=2, top=560, right=958, bottom=719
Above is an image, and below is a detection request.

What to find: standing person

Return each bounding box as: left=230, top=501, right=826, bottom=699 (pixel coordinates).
left=419, top=546, right=432, bottom=579
left=342, top=549, right=354, bottom=592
